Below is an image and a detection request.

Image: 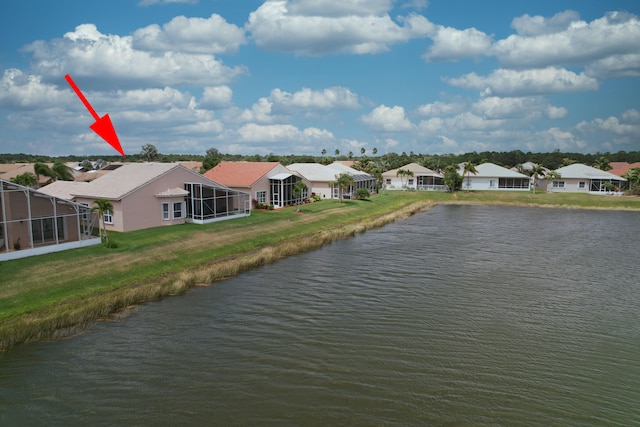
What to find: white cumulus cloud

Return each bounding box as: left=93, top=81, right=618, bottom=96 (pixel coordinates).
left=269, top=87, right=360, bottom=110
left=246, top=1, right=433, bottom=55
left=132, top=14, right=246, bottom=55
left=424, top=26, right=492, bottom=62
left=444, top=67, right=599, bottom=96
left=26, top=24, right=245, bottom=88
left=361, top=105, right=414, bottom=132
left=493, top=11, right=640, bottom=68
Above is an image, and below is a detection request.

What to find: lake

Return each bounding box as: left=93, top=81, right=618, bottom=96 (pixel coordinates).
left=1, top=205, right=639, bottom=426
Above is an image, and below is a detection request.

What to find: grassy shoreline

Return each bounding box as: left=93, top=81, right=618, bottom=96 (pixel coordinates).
left=2, top=191, right=639, bottom=351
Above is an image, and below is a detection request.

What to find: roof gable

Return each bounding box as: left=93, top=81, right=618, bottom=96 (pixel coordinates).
left=204, top=161, right=282, bottom=187
left=383, top=162, right=441, bottom=177
left=69, top=163, right=181, bottom=199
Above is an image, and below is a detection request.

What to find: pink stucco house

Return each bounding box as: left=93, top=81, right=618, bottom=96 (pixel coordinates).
left=39, top=163, right=251, bottom=233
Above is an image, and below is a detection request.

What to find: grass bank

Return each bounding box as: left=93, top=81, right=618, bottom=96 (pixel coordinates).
left=1, top=190, right=639, bottom=351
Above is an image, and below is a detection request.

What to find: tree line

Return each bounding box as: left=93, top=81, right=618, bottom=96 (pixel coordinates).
left=3, top=148, right=639, bottom=171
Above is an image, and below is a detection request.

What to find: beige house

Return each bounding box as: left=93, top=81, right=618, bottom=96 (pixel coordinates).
left=1, top=179, right=100, bottom=261
left=288, top=162, right=377, bottom=199
left=382, top=163, right=445, bottom=190
left=205, top=161, right=309, bottom=208
left=39, top=163, right=250, bottom=233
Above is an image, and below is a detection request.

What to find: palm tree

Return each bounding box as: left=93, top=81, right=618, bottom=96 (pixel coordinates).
left=530, top=163, right=546, bottom=194
left=372, top=147, right=378, bottom=156
left=91, top=198, right=114, bottom=244
left=52, top=161, right=74, bottom=181
left=396, top=168, right=414, bottom=188
left=33, top=162, right=55, bottom=186
left=593, top=156, right=612, bottom=171
left=544, top=171, right=561, bottom=192
left=463, top=161, right=478, bottom=191
left=360, top=147, right=365, bottom=157
left=334, top=173, right=354, bottom=203
left=321, top=148, right=326, bottom=158
left=623, top=167, right=640, bottom=194
left=334, top=149, right=340, bottom=158
left=292, top=181, right=308, bottom=212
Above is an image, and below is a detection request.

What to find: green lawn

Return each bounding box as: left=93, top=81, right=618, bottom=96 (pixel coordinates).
left=1, top=190, right=638, bottom=350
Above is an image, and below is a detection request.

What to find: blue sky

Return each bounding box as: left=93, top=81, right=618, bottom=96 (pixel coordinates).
left=1, top=0, right=639, bottom=157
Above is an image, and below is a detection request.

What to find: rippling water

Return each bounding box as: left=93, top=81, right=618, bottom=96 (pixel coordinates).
left=1, top=205, right=639, bottom=426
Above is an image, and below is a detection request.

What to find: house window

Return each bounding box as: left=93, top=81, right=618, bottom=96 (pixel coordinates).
left=173, top=202, right=183, bottom=219
left=578, top=181, right=586, bottom=189
left=256, top=191, right=267, bottom=204
left=162, top=203, right=170, bottom=220
left=103, top=209, right=113, bottom=224
left=552, top=181, right=565, bottom=188
left=386, top=179, right=391, bottom=185
left=408, top=179, right=414, bottom=185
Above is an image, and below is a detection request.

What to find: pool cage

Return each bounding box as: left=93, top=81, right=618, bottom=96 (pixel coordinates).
left=184, top=182, right=250, bottom=224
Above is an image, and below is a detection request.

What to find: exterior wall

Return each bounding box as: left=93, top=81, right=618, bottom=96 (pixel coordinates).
left=75, top=196, right=126, bottom=233
left=463, top=177, right=494, bottom=190
left=547, top=178, right=589, bottom=193
left=383, top=176, right=407, bottom=190
left=309, top=181, right=333, bottom=199
left=463, top=176, right=529, bottom=191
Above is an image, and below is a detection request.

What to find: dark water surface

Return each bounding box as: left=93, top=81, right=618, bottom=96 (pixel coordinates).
left=1, top=205, right=639, bottom=426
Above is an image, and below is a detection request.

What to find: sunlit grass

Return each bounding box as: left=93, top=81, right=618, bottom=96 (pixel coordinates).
left=1, top=190, right=638, bottom=350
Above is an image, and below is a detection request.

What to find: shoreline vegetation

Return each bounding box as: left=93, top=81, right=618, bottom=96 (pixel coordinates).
left=2, top=191, right=639, bottom=352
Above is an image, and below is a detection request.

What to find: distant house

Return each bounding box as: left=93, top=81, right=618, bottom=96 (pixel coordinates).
left=382, top=163, right=445, bottom=190
left=1, top=178, right=101, bottom=261
left=39, top=163, right=250, bottom=232
left=204, top=161, right=309, bottom=208
left=547, top=164, right=627, bottom=194
left=609, top=162, right=640, bottom=181
left=458, top=163, right=530, bottom=191
left=0, top=163, right=53, bottom=187
left=287, top=162, right=377, bottom=199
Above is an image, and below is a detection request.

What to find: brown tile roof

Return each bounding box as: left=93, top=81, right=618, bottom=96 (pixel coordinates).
left=609, top=162, right=640, bottom=177
left=204, top=161, right=281, bottom=187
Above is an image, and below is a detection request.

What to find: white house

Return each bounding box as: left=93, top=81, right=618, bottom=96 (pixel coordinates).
left=547, top=164, right=627, bottom=194
left=459, top=163, right=530, bottom=191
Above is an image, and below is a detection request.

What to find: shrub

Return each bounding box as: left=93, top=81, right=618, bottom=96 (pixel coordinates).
left=355, top=188, right=371, bottom=200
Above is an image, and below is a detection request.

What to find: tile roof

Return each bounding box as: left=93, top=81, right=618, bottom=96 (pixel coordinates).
left=70, top=163, right=182, bottom=199
left=287, top=163, right=338, bottom=181
left=288, top=162, right=373, bottom=182
left=383, top=162, right=442, bottom=177
left=37, top=181, right=90, bottom=200
left=554, top=163, right=627, bottom=180
left=203, top=161, right=281, bottom=187
left=609, top=162, right=640, bottom=177
left=458, top=163, right=529, bottom=178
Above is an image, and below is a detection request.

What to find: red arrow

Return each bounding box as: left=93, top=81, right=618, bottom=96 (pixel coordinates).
left=65, top=74, right=125, bottom=157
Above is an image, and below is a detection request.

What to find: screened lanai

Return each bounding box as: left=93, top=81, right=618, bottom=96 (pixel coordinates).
left=1, top=179, right=101, bottom=261
left=332, top=173, right=376, bottom=199
left=184, top=182, right=250, bottom=224
left=269, top=173, right=305, bottom=208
